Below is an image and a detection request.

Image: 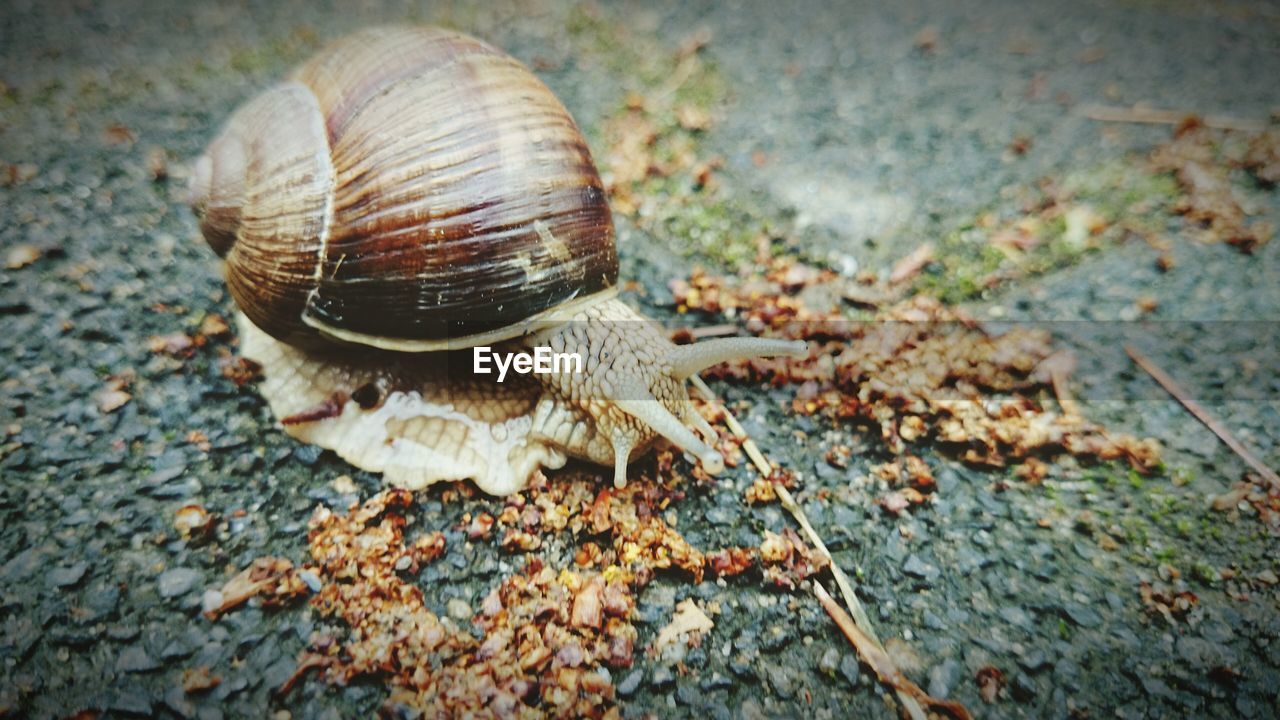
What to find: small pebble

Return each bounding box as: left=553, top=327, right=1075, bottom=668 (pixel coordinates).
left=298, top=570, right=322, bottom=593
left=617, top=669, right=643, bottom=696
left=446, top=598, right=472, bottom=620
left=839, top=655, right=861, bottom=686
left=158, top=568, right=202, bottom=599
left=49, top=562, right=88, bottom=588
left=817, top=647, right=841, bottom=674
left=115, top=646, right=159, bottom=673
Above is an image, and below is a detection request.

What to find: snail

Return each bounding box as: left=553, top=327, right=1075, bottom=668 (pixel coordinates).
left=189, top=25, right=804, bottom=495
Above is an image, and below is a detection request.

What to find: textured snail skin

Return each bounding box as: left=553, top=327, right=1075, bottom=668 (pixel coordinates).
left=200, top=26, right=806, bottom=494
left=238, top=301, right=805, bottom=494
left=237, top=313, right=560, bottom=495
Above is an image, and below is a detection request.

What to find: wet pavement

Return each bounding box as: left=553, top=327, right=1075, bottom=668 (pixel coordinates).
left=2, top=1, right=1279, bottom=718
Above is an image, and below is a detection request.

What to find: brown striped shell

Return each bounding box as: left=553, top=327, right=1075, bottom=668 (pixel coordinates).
left=190, top=26, right=618, bottom=350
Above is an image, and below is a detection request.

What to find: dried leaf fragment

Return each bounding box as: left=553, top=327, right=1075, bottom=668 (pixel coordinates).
left=654, top=599, right=714, bottom=651
left=759, top=528, right=829, bottom=588
left=217, top=354, right=263, bottom=386
left=203, top=556, right=303, bottom=620
left=148, top=332, right=201, bottom=358
left=706, top=547, right=755, bottom=577
left=815, top=584, right=972, bottom=720
left=199, top=313, right=231, bottom=339
left=95, top=388, right=131, bottom=414
left=4, top=244, right=40, bottom=270
left=101, top=122, right=135, bottom=145
left=976, top=666, right=1004, bottom=703
left=889, top=243, right=936, bottom=284
left=95, top=374, right=133, bottom=414
left=182, top=666, right=220, bottom=693
left=174, top=504, right=215, bottom=540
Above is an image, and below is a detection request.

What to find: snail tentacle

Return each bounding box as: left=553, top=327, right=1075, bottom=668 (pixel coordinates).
left=685, top=405, right=718, bottom=443
left=611, top=432, right=634, bottom=489
left=613, top=398, right=724, bottom=476
left=668, top=337, right=808, bottom=379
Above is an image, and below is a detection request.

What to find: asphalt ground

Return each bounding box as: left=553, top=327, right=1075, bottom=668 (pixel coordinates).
left=1, top=1, right=1278, bottom=718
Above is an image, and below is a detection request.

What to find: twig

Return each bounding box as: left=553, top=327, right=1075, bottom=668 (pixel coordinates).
left=689, top=376, right=871, bottom=625
left=675, top=324, right=741, bottom=340
left=1076, top=103, right=1267, bottom=132
left=816, top=584, right=973, bottom=720
left=275, top=651, right=334, bottom=697
left=1125, top=345, right=1280, bottom=490
left=689, top=375, right=931, bottom=720
left=1050, top=369, right=1080, bottom=419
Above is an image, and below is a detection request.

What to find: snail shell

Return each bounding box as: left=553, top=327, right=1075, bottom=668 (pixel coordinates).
left=190, top=26, right=618, bottom=350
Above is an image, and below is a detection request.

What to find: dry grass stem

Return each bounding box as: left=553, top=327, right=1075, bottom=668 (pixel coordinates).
left=1126, top=345, right=1280, bottom=489
left=1077, top=103, right=1266, bottom=132
left=689, top=375, right=931, bottom=720
left=815, top=584, right=973, bottom=720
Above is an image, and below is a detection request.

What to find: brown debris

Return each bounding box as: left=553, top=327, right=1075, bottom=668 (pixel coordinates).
left=1013, top=457, right=1050, bottom=484
left=1151, top=119, right=1273, bottom=252
left=492, top=472, right=707, bottom=581
left=825, top=444, right=853, bottom=469
left=975, top=666, right=1004, bottom=704
left=203, top=556, right=306, bottom=620
left=706, top=547, right=755, bottom=578
left=815, top=583, right=972, bottom=720
left=4, top=244, right=40, bottom=270
left=744, top=467, right=799, bottom=505
left=299, top=489, right=637, bottom=718
left=467, top=511, right=496, bottom=540
left=276, top=651, right=335, bottom=698
left=101, top=122, right=136, bottom=146
left=1243, top=125, right=1280, bottom=184
left=217, top=353, right=263, bottom=386
left=199, top=313, right=231, bottom=339
left=653, top=599, right=714, bottom=652
left=889, top=243, right=936, bottom=285
left=1211, top=475, right=1280, bottom=533
left=571, top=576, right=605, bottom=630
left=878, top=488, right=927, bottom=516
left=185, top=430, right=212, bottom=452
left=1139, top=580, right=1200, bottom=625
left=759, top=528, right=830, bottom=589
left=3, top=162, right=39, bottom=187
left=173, top=504, right=216, bottom=541
left=181, top=666, right=220, bottom=694
left=239, top=465, right=745, bottom=716
left=95, top=374, right=132, bottom=414
left=148, top=332, right=202, bottom=358
left=599, top=30, right=720, bottom=222
left=681, top=258, right=1160, bottom=477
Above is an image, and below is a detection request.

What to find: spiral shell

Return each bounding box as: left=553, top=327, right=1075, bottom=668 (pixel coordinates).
left=191, top=26, right=618, bottom=350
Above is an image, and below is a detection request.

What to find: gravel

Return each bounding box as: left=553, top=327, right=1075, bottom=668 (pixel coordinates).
left=157, top=568, right=203, bottom=599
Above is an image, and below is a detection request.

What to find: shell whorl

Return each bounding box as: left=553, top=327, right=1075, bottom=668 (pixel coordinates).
left=192, top=26, right=618, bottom=350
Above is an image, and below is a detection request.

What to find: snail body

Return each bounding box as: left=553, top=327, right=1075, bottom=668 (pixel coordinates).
left=192, top=26, right=803, bottom=494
